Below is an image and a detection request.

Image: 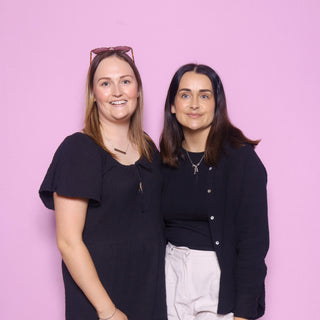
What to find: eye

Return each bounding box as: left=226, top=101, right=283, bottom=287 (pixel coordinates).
left=181, top=93, right=190, bottom=99
left=101, top=81, right=110, bottom=87
left=201, top=94, right=209, bottom=99
left=122, top=79, right=131, bottom=85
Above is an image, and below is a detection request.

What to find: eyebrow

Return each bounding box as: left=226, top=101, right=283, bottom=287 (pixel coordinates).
left=97, top=75, right=134, bottom=81
left=178, top=88, right=213, bottom=93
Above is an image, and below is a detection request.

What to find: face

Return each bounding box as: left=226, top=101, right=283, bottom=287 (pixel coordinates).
left=93, top=56, right=139, bottom=125
left=171, top=71, right=215, bottom=135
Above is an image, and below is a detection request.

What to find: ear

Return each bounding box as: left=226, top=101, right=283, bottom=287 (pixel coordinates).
left=171, top=104, right=176, bottom=114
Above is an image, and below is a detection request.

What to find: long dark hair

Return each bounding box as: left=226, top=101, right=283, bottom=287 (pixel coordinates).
left=160, top=63, right=259, bottom=167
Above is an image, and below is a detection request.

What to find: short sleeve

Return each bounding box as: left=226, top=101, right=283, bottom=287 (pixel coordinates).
left=39, top=133, right=103, bottom=210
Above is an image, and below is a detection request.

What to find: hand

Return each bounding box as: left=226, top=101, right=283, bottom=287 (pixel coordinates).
left=234, top=317, right=248, bottom=320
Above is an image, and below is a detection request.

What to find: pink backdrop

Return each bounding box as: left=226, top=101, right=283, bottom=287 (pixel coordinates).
left=1, top=0, right=319, bottom=319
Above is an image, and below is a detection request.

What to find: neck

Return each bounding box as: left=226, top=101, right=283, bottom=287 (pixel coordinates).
left=100, top=121, right=130, bottom=143
left=183, top=128, right=210, bottom=152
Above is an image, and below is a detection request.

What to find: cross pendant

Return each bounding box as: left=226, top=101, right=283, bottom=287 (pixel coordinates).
left=193, top=165, right=199, bottom=175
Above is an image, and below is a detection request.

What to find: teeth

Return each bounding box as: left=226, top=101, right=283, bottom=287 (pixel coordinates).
left=111, top=100, right=126, bottom=105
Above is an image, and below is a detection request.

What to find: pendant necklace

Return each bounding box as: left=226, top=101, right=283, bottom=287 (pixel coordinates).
left=113, top=143, right=129, bottom=155
left=185, top=149, right=205, bottom=175
left=102, top=132, right=130, bottom=155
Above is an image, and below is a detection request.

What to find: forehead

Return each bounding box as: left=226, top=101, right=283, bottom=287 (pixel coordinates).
left=179, top=71, right=212, bottom=90
left=94, top=56, right=135, bottom=79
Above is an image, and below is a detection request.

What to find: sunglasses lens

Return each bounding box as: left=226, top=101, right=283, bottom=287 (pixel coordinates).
left=114, top=46, right=130, bottom=52
left=90, top=46, right=133, bottom=63
left=92, top=48, right=107, bottom=54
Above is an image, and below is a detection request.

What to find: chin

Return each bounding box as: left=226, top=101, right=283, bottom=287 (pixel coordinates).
left=113, top=114, right=132, bottom=122
left=189, top=124, right=203, bottom=131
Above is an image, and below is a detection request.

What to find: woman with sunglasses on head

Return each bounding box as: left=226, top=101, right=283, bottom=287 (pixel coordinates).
left=39, top=47, right=167, bottom=320
left=160, top=64, right=269, bottom=320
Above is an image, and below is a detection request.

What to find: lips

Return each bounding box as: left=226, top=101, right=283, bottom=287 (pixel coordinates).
left=187, top=113, right=201, bottom=119
left=110, top=100, right=127, bottom=105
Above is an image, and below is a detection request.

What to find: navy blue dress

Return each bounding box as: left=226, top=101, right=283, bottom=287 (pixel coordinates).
left=39, top=132, right=167, bottom=320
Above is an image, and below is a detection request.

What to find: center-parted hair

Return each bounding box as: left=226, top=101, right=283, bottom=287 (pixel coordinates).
left=160, top=63, right=259, bottom=167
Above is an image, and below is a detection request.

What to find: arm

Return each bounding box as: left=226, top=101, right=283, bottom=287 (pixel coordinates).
left=234, top=149, right=269, bottom=319
left=54, top=193, right=127, bottom=320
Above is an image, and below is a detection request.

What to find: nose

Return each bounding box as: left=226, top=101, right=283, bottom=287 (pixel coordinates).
left=190, top=95, right=199, bottom=110
left=112, top=83, right=122, bottom=97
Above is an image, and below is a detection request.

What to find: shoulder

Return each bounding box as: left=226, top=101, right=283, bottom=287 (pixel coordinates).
left=52, top=132, right=103, bottom=167
left=143, top=132, right=157, bottom=150
left=59, top=132, right=98, bottom=149
left=224, top=143, right=259, bottom=161
left=143, top=131, right=161, bottom=161
left=222, top=143, right=267, bottom=176
left=57, top=132, right=101, bottom=155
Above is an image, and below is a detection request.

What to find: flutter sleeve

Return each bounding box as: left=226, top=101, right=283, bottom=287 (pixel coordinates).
left=39, top=133, right=102, bottom=210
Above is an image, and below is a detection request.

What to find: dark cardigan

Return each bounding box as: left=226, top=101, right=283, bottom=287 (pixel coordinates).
left=162, top=144, right=269, bottom=319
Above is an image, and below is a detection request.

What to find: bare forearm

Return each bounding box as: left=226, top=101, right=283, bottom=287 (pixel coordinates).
left=234, top=317, right=248, bottom=320
left=53, top=193, right=122, bottom=319
left=59, top=241, right=114, bottom=318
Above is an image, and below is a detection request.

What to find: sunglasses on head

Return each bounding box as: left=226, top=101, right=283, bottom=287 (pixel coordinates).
left=90, top=46, right=134, bottom=64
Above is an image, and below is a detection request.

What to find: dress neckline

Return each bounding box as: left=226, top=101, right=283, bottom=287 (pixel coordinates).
left=77, top=132, right=151, bottom=169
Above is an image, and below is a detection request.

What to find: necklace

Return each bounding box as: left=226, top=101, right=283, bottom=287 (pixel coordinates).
left=101, top=132, right=130, bottom=155
left=185, top=149, right=205, bottom=175
left=113, top=142, right=129, bottom=154
left=113, top=144, right=129, bottom=155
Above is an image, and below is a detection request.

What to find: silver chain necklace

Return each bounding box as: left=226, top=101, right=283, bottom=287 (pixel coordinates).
left=185, top=149, right=205, bottom=175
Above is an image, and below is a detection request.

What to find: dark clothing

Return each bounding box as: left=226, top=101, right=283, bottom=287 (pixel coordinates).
left=163, top=150, right=214, bottom=251
left=39, top=132, right=167, bottom=320
left=161, top=144, right=269, bottom=319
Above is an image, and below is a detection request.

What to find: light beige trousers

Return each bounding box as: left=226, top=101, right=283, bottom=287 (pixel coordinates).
left=165, top=243, right=234, bottom=320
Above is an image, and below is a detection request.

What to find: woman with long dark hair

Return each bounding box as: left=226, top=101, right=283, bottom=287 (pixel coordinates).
left=39, top=47, right=167, bottom=320
left=160, top=63, right=269, bottom=320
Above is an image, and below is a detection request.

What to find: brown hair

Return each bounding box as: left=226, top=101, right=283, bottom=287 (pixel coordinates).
left=83, top=50, right=154, bottom=161
left=160, top=63, right=259, bottom=167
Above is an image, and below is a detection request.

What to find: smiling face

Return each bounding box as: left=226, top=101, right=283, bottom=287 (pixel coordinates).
left=171, top=71, right=215, bottom=136
left=93, top=55, right=139, bottom=125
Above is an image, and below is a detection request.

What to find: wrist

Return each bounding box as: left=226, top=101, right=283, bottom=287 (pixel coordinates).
left=99, top=306, right=117, bottom=320
left=97, top=303, right=116, bottom=319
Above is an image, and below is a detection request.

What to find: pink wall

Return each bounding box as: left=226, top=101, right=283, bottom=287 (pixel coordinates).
left=1, top=0, right=319, bottom=319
